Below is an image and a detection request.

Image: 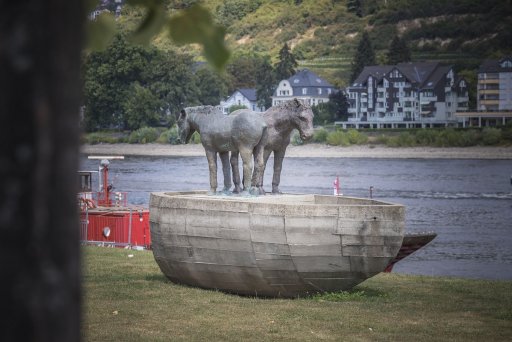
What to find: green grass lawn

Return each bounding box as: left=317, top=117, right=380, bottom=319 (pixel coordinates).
left=82, top=246, right=512, bottom=341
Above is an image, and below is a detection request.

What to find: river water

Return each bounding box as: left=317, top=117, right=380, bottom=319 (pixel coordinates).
left=80, top=155, right=512, bottom=280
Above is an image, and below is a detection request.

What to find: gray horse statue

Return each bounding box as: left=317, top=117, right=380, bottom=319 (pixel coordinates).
left=177, top=105, right=267, bottom=195
left=232, top=98, right=314, bottom=194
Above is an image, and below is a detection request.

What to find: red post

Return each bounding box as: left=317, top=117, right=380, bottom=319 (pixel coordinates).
left=102, top=163, right=111, bottom=206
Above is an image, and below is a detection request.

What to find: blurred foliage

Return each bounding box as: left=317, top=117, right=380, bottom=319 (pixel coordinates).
left=228, top=105, right=248, bottom=114
left=190, top=131, right=202, bottom=144
left=312, top=127, right=328, bottom=143
left=320, top=126, right=512, bottom=147
left=156, top=125, right=179, bottom=144
left=128, top=126, right=159, bottom=143
left=291, top=131, right=304, bottom=146
left=86, top=0, right=230, bottom=69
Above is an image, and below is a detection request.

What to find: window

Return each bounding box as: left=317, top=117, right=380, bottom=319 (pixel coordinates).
left=318, top=88, right=322, bottom=95
left=501, top=60, right=512, bottom=68
left=302, top=88, right=307, bottom=95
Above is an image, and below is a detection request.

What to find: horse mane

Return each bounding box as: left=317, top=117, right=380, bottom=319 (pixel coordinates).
left=268, top=99, right=311, bottom=114
left=184, top=105, right=223, bottom=116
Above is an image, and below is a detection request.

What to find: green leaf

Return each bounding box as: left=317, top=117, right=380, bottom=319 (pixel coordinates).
left=168, top=4, right=230, bottom=70
left=86, top=12, right=117, bottom=51
left=201, top=26, right=230, bottom=71
left=128, top=4, right=168, bottom=45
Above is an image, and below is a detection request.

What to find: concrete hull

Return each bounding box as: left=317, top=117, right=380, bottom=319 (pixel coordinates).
left=149, top=191, right=405, bottom=298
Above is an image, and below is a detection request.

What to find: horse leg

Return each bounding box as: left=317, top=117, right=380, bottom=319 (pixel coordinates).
left=257, top=149, right=272, bottom=194
left=251, top=144, right=266, bottom=195
left=230, top=151, right=242, bottom=194
left=239, top=148, right=254, bottom=195
left=219, top=151, right=231, bottom=194
left=272, top=148, right=286, bottom=194
left=205, top=150, right=218, bottom=194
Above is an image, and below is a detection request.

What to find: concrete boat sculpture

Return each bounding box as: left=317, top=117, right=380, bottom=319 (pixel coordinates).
left=150, top=191, right=405, bottom=298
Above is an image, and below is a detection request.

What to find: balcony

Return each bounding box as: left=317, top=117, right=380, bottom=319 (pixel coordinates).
left=479, top=89, right=500, bottom=95
left=480, top=100, right=499, bottom=105
left=478, top=79, right=499, bottom=84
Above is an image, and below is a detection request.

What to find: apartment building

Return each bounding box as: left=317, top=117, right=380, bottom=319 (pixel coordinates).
left=477, top=57, right=512, bottom=111
left=344, top=62, right=468, bottom=128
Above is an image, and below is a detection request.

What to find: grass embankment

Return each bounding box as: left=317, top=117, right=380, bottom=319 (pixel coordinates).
left=82, top=246, right=512, bottom=341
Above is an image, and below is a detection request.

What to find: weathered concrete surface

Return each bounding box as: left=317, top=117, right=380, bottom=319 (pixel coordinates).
left=150, top=191, right=405, bottom=297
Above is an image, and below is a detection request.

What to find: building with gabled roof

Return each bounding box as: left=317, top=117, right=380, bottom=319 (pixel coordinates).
left=344, top=62, right=468, bottom=128
left=219, top=88, right=265, bottom=114
left=272, top=69, right=337, bottom=107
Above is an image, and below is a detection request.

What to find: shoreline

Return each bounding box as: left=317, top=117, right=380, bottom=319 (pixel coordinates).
left=81, top=143, right=512, bottom=159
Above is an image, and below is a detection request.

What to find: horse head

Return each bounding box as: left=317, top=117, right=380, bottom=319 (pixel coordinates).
left=177, top=109, right=195, bottom=144
left=291, top=98, right=314, bottom=141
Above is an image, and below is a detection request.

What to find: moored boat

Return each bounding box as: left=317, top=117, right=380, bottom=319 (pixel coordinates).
left=79, top=156, right=151, bottom=249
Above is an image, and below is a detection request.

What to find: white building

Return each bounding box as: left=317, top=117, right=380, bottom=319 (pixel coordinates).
left=272, top=69, right=336, bottom=107
left=219, top=88, right=265, bottom=114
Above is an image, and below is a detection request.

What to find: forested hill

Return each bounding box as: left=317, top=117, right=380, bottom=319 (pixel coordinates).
left=117, top=0, right=512, bottom=86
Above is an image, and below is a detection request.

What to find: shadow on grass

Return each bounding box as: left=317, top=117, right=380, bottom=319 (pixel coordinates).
left=143, top=271, right=388, bottom=302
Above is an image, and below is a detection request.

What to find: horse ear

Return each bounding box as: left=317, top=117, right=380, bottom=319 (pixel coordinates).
left=179, top=109, right=187, bottom=120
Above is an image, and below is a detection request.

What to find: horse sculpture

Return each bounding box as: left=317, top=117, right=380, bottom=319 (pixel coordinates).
left=232, top=98, right=314, bottom=194
left=177, top=106, right=267, bottom=195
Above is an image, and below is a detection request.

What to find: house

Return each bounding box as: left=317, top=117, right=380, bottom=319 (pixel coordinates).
left=343, top=62, right=469, bottom=128
left=219, top=88, right=265, bottom=114
left=89, top=0, right=124, bottom=20
left=456, top=57, right=512, bottom=127
left=272, top=69, right=336, bottom=107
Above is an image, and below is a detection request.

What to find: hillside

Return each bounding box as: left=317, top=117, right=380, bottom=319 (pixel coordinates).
left=117, top=0, right=511, bottom=86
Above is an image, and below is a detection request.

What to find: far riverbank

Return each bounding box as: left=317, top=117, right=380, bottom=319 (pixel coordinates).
left=81, top=143, right=512, bottom=159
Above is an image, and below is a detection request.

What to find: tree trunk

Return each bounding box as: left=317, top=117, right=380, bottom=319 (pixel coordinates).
left=0, top=1, right=83, bottom=341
